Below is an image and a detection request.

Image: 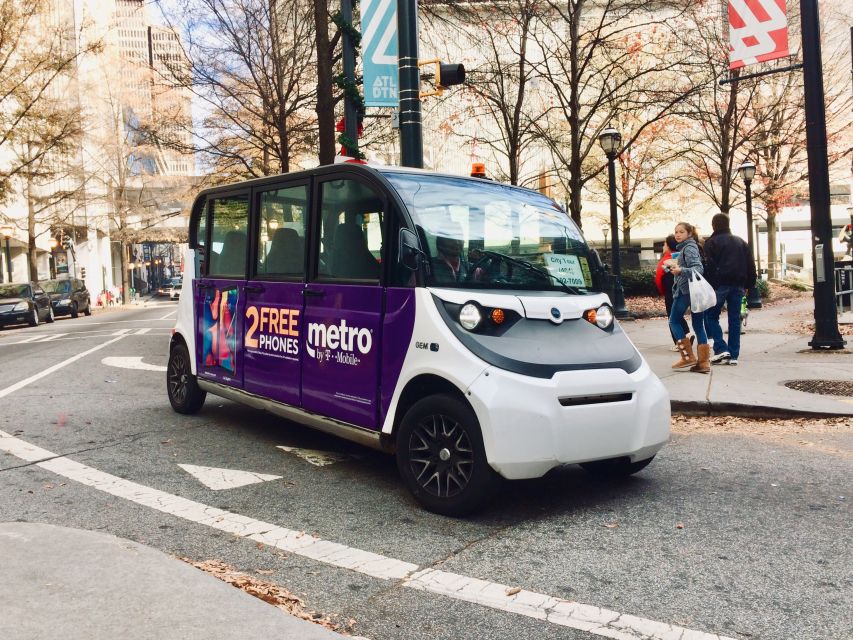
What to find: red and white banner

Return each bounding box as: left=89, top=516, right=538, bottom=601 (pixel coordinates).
left=728, top=0, right=790, bottom=70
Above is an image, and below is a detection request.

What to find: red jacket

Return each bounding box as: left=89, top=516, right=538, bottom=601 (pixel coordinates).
left=654, top=250, right=672, bottom=296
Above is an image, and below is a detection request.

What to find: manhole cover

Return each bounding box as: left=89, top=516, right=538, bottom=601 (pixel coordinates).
left=783, top=380, right=853, bottom=397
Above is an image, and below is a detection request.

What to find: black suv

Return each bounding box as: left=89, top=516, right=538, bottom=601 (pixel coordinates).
left=0, top=282, right=54, bottom=327
left=41, top=278, right=92, bottom=318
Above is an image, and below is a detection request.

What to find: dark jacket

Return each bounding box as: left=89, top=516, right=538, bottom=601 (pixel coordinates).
left=704, top=230, right=757, bottom=289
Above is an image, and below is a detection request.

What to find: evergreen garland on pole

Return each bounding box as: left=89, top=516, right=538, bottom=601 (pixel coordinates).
left=332, top=1, right=366, bottom=160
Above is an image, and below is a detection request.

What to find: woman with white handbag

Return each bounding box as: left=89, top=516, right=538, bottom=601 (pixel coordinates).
left=666, top=222, right=715, bottom=373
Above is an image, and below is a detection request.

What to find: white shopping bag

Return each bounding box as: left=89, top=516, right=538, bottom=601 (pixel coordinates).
left=688, top=271, right=716, bottom=313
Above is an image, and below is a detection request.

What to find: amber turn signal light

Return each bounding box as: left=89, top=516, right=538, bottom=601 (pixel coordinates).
left=490, top=308, right=506, bottom=325
left=583, top=309, right=596, bottom=325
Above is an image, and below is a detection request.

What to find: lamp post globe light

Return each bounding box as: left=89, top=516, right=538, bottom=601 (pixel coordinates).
left=737, top=161, right=762, bottom=309
left=48, top=237, right=58, bottom=279
left=1, top=225, right=13, bottom=283
left=602, top=224, right=610, bottom=252
left=598, top=127, right=629, bottom=318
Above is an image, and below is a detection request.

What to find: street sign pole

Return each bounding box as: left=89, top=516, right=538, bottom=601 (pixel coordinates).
left=397, top=0, right=423, bottom=168
left=799, top=0, right=845, bottom=349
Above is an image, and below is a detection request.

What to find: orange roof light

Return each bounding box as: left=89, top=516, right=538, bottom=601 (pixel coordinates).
left=471, top=163, right=487, bottom=178
left=490, top=308, right=505, bottom=325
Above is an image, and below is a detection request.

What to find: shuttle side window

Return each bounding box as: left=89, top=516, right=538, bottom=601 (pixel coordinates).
left=207, top=194, right=249, bottom=278
left=315, top=179, right=383, bottom=282
left=256, top=185, right=308, bottom=279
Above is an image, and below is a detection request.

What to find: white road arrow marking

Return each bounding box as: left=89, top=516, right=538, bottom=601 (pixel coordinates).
left=101, top=356, right=166, bottom=372
left=178, top=464, right=282, bottom=491
left=277, top=446, right=354, bottom=467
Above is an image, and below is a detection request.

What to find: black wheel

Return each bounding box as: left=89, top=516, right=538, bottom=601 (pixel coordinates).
left=45, top=306, right=55, bottom=323
left=167, top=342, right=206, bottom=414
left=28, top=307, right=38, bottom=327
left=70, top=302, right=79, bottom=318
left=396, top=394, right=498, bottom=516
left=83, top=301, right=92, bottom=316
left=580, top=455, right=655, bottom=478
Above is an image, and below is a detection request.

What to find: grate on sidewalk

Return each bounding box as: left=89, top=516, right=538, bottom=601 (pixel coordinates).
left=783, top=380, right=853, bottom=397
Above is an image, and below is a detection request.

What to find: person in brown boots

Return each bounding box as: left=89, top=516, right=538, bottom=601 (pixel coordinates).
left=665, top=222, right=710, bottom=373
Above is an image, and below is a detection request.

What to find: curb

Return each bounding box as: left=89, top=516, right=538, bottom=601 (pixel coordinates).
left=670, top=400, right=853, bottom=420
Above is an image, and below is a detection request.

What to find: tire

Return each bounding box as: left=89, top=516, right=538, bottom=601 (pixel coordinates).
left=46, top=306, right=55, bottom=323
left=580, top=455, right=656, bottom=479
left=396, top=393, right=498, bottom=516
left=83, top=301, right=92, bottom=316
left=167, top=341, right=206, bottom=414
left=70, top=302, right=78, bottom=319
left=28, top=307, right=38, bottom=327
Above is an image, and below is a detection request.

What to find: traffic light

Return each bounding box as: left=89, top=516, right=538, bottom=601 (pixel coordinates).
left=418, top=59, right=466, bottom=98
left=80, top=267, right=86, bottom=279
left=62, top=236, right=73, bottom=250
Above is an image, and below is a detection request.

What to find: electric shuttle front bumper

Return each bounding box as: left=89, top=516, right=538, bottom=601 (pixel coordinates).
left=466, top=359, right=670, bottom=480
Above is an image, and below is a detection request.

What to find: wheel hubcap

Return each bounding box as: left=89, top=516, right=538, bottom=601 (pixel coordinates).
left=408, top=414, right=474, bottom=498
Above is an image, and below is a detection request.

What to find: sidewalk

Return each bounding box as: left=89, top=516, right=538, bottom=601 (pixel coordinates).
left=0, top=522, right=344, bottom=640
left=625, top=298, right=853, bottom=418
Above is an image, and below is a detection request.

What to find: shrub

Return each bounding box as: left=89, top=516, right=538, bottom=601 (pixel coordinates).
left=621, top=269, right=659, bottom=297
left=755, top=279, right=770, bottom=298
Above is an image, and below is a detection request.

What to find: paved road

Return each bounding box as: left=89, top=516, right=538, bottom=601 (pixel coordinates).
left=0, top=305, right=850, bottom=640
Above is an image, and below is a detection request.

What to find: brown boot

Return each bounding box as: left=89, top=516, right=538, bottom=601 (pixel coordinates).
left=671, top=337, right=697, bottom=369
left=690, top=344, right=711, bottom=374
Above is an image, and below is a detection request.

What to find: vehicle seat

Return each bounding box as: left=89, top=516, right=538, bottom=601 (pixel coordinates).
left=331, top=223, right=379, bottom=280
left=264, top=228, right=303, bottom=274
left=213, top=230, right=246, bottom=276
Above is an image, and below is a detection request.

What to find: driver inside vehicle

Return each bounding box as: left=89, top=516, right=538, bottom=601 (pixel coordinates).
left=431, top=227, right=469, bottom=283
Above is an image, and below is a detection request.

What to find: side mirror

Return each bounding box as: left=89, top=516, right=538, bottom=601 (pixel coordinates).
left=399, top=228, right=423, bottom=272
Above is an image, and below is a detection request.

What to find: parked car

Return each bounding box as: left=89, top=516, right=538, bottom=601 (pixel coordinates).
left=41, top=278, right=92, bottom=318
left=170, top=283, right=182, bottom=300
left=0, top=282, right=54, bottom=327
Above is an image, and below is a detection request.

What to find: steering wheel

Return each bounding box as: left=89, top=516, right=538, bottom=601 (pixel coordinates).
left=469, top=253, right=513, bottom=284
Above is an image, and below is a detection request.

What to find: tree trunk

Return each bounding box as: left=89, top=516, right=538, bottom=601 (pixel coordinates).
left=121, top=239, right=130, bottom=305
left=313, top=0, right=335, bottom=165
left=26, top=173, right=38, bottom=281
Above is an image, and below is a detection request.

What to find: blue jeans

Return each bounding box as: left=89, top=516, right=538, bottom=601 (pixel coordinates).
left=705, top=285, right=744, bottom=359
left=669, top=293, right=707, bottom=344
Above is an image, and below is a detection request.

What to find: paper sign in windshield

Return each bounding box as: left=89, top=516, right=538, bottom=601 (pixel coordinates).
left=543, top=254, right=588, bottom=288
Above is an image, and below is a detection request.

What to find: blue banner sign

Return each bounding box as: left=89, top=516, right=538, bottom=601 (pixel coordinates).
left=360, top=0, right=398, bottom=107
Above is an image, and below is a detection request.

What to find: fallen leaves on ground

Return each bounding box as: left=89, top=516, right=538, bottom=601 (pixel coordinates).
left=625, top=296, right=667, bottom=318
left=672, top=415, right=853, bottom=456
left=180, top=558, right=354, bottom=634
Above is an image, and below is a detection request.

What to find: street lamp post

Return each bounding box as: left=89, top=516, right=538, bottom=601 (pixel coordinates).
left=602, top=224, right=610, bottom=253
left=598, top=128, right=629, bottom=318
left=738, top=161, right=763, bottom=309
left=1, top=226, right=13, bottom=283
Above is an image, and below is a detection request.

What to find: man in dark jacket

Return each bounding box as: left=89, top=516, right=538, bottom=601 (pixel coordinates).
left=703, top=213, right=757, bottom=365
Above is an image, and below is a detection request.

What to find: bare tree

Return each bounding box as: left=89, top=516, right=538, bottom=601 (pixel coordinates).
left=155, top=0, right=321, bottom=181
left=533, top=0, right=697, bottom=227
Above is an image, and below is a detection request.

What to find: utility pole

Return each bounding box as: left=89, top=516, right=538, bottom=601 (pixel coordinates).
left=800, top=0, right=845, bottom=348
left=397, top=0, right=423, bottom=168
left=341, top=0, right=359, bottom=156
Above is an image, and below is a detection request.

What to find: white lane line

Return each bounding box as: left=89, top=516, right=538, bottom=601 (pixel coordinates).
left=0, top=336, right=126, bottom=399
left=158, top=310, right=177, bottom=320
left=101, top=356, right=166, bottom=372
left=111, top=328, right=132, bottom=336
left=0, top=430, right=735, bottom=640
left=36, top=333, right=67, bottom=342
left=0, top=335, right=43, bottom=344
left=135, top=328, right=151, bottom=335
left=178, top=464, right=282, bottom=490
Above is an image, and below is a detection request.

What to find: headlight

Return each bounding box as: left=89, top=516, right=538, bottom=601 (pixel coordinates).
left=60, top=298, right=71, bottom=304
left=594, top=304, right=614, bottom=329
left=583, top=304, right=614, bottom=330
left=13, top=301, right=28, bottom=311
left=458, top=302, right=482, bottom=331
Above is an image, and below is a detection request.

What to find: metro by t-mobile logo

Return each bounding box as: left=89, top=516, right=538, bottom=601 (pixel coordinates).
left=306, top=320, right=372, bottom=362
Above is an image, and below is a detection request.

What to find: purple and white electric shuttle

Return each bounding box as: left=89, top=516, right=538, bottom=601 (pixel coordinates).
left=167, top=163, right=670, bottom=515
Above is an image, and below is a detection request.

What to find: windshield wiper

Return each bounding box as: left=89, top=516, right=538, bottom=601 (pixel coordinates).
left=478, top=250, right=582, bottom=295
